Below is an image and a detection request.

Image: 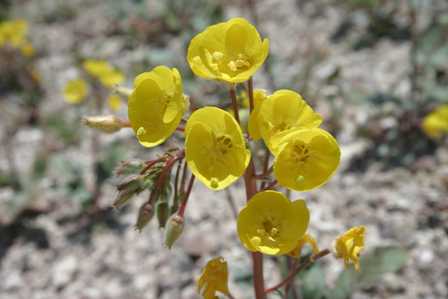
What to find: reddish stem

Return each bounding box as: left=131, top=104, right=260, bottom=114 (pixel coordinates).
left=229, top=85, right=240, bottom=124
left=178, top=174, right=195, bottom=217
left=247, top=77, right=254, bottom=112
left=265, top=249, right=331, bottom=294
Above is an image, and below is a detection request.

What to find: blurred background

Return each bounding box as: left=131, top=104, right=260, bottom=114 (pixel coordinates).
left=0, top=0, right=447, bottom=298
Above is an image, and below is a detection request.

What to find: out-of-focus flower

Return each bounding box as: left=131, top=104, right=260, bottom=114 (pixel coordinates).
left=128, top=65, right=187, bottom=147
left=197, top=257, right=230, bottom=299
left=107, top=94, right=122, bottom=111
left=422, top=105, right=448, bottom=139
left=83, top=59, right=124, bottom=87
left=63, top=78, right=88, bottom=104
left=334, top=226, right=366, bottom=271
left=0, top=19, right=28, bottom=48
left=256, top=89, right=322, bottom=154
left=187, top=17, right=269, bottom=83
left=82, top=115, right=127, bottom=134
left=185, top=107, right=250, bottom=190
left=19, top=41, right=34, bottom=57
left=237, top=190, right=309, bottom=255
left=273, top=128, right=340, bottom=191
left=288, top=233, right=320, bottom=258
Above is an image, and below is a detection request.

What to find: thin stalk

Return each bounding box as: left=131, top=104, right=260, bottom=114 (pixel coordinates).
left=247, top=77, right=254, bottom=112
left=178, top=174, right=195, bottom=217
left=265, top=249, right=331, bottom=294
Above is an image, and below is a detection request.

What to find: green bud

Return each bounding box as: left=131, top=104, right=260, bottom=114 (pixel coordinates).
left=164, top=214, right=184, bottom=249
left=156, top=200, right=170, bottom=228
left=135, top=202, right=154, bottom=232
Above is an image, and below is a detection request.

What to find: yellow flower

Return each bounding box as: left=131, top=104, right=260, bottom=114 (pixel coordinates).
left=0, top=19, right=28, bottom=48
left=273, top=128, right=340, bottom=191
left=255, top=89, right=322, bottom=154
left=19, top=41, right=34, bottom=57
left=187, top=17, right=269, bottom=83
left=288, top=233, right=320, bottom=258
left=63, top=79, right=88, bottom=104
left=107, top=94, right=122, bottom=111
left=237, top=190, right=310, bottom=256
left=82, top=59, right=124, bottom=87
left=247, top=89, right=268, bottom=140
left=334, top=226, right=366, bottom=271
left=185, top=107, right=250, bottom=190
left=128, top=65, right=187, bottom=147
left=197, top=257, right=230, bottom=299
left=422, top=105, right=448, bottom=139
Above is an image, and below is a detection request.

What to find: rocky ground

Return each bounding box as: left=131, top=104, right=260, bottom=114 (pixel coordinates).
left=0, top=0, right=447, bottom=298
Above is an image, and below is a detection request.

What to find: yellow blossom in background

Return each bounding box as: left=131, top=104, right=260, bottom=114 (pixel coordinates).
left=107, top=94, right=122, bottom=111
left=128, top=65, right=187, bottom=147
left=197, top=257, right=230, bottom=299
left=256, top=90, right=322, bottom=154
left=273, top=128, right=340, bottom=191
left=288, top=233, right=320, bottom=258
left=334, top=226, right=366, bottom=271
left=83, top=59, right=124, bottom=87
left=63, top=78, right=88, bottom=104
left=422, top=105, right=448, bottom=139
left=237, top=190, right=309, bottom=255
left=187, top=17, right=269, bottom=83
left=19, top=41, right=34, bottom=57
left=185, top=107, right=250, bottom=190
left=0, top=19, right=28, bottom=48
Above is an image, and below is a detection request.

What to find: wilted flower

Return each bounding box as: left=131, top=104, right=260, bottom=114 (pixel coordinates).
left=273, top=128, right=340, bottom=191
left=187, top=17, right=269, bottom=83
left=128, top=65, right=187, bottom=147
left=64, top=78, right=88, bottom=104
left=422, top=105, right=448, bottom=139
left=237, top=190, right=309, bottom=255
left=255, top=89, right=322, bottom=154
left=334, top=226, right=366, bottom=271
left=197, top=257, right=230, bottom=299
left=185, top=107, right=250, bottom=190
left=288, top=233, right=320, bottom=258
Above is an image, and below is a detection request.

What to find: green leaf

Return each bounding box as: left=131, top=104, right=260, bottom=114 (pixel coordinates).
left=299, top=264, right=330, bottom=299
left=333, top=246, right=408, bottom=299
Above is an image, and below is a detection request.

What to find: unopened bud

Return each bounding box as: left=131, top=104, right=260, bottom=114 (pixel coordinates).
left=112, top=176, right=143, bottom=209
left=114, top=86, right=133, bottom=97
left=82, top=115, right=127, bottom=133
left=135, top=202, right=154, bottom=232
left=164, top=214, right=184, bottom=249
left=156, top=200, right=170, bottom=228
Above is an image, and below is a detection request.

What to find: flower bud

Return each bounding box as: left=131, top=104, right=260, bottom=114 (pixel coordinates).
left=112, top=176, right=143, bottom=209
left=82, top=115, right=127, bottom=134
left=135, top=202, right=154, bottom=232
left=156, top=200, right=170, bottom=228
left=164, top=214, right=184, bottom=249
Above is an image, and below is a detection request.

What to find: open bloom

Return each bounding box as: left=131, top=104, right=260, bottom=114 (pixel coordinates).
left=197, top=257, right=230, bottom=299
left=422, top=105, right=448, bottom=139
left=237, top=191, right=309, bottom=255
left=63, top=78, right=88, bottom=104
left=255, top=89, right=322, bottom=154
left=185, top=107, right=250, bottom=190
left=334, top=226, right=366, bottom=271
left=187, top=17, right=269, bottom=83
left=273, top=128, right=340, bottom=191
left=128, top=65, right=187, bottom=147
left=83, top=59, right=124, bottom=87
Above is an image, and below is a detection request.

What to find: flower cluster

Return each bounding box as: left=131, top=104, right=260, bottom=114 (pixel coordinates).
left=84, top=17, right=367, bottom=299
left=63, top=59, right=124, bottom=111
left=0, top=19, right=34, bottom=57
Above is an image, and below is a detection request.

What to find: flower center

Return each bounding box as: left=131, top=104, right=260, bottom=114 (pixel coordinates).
left=256, top=218, right=280, bottom=241
left=227, top=53, right=251, bottom=72
left=291, top=141, right=310, bottom=164
left=215, top=134, right=233, bottom=155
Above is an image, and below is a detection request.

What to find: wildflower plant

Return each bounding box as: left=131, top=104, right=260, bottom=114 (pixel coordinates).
left=84, top=17, right=367, bottom=299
